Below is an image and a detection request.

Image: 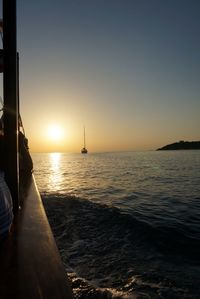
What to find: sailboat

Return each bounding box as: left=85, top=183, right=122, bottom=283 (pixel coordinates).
left=81, top=126, right=88, bottom=154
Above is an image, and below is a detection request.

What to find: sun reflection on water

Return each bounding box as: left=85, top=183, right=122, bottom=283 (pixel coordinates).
left=50, top=152, right=61, bottom=169
left=48, top=153, right=63, bottom=191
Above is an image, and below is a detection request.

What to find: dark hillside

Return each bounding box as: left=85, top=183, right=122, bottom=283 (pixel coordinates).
left=157, top=141, right=200, bottom=150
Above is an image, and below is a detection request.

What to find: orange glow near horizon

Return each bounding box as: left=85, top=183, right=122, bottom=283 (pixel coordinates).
left=28, top=123, right=84, bottom=153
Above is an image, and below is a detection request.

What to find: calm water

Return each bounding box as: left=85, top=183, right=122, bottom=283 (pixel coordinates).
left=33, top=151, right=200, bottom=299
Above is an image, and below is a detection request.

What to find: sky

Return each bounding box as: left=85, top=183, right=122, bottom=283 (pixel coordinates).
left=0, top=0, right=200, bottom=153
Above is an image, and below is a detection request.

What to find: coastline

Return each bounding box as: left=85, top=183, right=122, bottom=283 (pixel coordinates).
left=157, top=141, right=200, bottom=151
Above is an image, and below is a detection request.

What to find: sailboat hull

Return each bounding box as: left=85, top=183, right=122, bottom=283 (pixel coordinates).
left=81, top=147, right=88, bottom=154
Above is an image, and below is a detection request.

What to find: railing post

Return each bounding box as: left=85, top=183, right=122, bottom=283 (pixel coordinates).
left=3, top=0, right=19, bottom=212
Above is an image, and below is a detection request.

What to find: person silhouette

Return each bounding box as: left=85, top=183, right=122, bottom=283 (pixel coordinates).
left=19, top=130, right=33, bottom=177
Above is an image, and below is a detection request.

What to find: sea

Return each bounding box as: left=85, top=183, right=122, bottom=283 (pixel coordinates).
left=32, top=151, right=200, bottom=299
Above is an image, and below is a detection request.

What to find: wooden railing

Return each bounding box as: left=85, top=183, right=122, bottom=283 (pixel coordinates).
left=0, top=176, right=73, bottom=299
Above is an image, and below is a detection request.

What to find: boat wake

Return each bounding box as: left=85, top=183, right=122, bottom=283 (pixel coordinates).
left=42, top=194, right=200, bottom=299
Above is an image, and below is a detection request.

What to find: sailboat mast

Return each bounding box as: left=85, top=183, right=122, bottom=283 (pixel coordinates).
left=83, top=126, right=86, bottom=148
left=81, top=126, right=88, bottom=153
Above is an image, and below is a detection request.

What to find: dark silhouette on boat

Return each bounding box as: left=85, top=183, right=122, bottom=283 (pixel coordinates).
left=0, top=1, right=73, bottom=298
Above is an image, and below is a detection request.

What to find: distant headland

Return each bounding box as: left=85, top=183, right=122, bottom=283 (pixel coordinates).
left=157, top=140, right=200, bottom=151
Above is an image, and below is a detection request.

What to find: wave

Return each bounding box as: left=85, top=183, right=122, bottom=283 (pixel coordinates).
left=42, top=193, right=200, bottom=299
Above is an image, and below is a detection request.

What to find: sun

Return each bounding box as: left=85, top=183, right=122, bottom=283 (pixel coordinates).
left=47, top=125, right=64, bottom=141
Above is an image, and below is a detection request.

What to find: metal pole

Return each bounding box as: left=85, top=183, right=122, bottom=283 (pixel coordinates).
left=3, top=0, right=19, bottom=212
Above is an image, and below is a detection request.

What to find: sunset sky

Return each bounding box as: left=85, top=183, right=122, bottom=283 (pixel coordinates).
left=0, top=0, right=200, bottom=153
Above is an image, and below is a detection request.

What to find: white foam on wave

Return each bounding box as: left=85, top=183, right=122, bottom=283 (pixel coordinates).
left=68, top=272, right=138, bottom=299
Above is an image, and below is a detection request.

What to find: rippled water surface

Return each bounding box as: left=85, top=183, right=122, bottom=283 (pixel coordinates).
left=33, top=151, right=200, bottom=298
